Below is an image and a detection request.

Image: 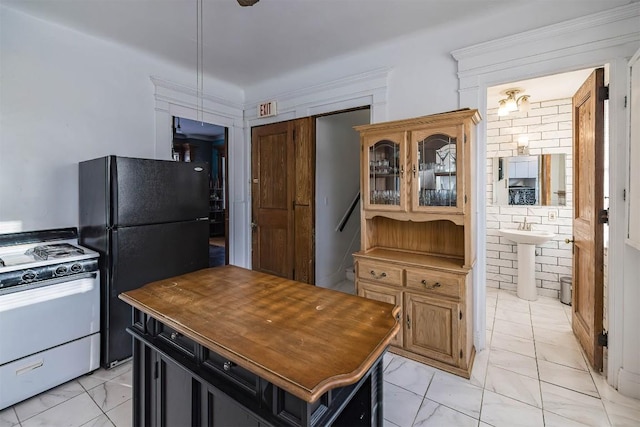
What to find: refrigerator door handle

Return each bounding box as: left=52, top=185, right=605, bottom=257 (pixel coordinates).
left=110, top=228, right=118, bottom=297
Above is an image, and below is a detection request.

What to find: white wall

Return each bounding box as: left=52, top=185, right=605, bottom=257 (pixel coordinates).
left=0, top=6, right=243, bottom=232
left=486, top=98, right=574, bottom=299
left=315, top=110, right=368, bottom=287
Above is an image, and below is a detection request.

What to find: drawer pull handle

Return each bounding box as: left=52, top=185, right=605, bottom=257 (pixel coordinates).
left=370, top=270, right=387, bottom=279
left=170, top=332, right=179, bottom=340
left=421, top=280, right=441, bottom=289
left=16, top=359, right=44, bottom=376
left=223, top=361, right=234, bottom=372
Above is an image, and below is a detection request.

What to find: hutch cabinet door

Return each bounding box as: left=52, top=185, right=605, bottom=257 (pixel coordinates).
left=357, top=281, right=403, bottom=347
left=409, top=125, right=465, bottom=214
left=404, top=292, right=460, bottom=366
left=362, top=132, right=407, bottom=212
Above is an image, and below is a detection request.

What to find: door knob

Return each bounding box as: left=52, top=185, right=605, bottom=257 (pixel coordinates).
left=251, top=222, right=257, bottom=230
left=565, top=238, right=574, bottom=244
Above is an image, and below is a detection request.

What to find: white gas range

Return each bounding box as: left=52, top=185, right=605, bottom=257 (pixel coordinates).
left=0, top=227, right=100, bottom=410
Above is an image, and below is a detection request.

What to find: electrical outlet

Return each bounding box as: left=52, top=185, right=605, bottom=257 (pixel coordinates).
left=548, top=210, right=558, bottom=221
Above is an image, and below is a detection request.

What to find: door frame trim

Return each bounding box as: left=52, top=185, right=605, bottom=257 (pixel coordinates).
left=244, top=68, right=390, bottom=270
left=150, top=77, right=245, bottom=267
left=451, top=2, right=640, bottom=389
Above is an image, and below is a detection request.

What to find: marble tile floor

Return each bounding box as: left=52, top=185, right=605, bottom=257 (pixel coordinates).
left=2, top=288, right=639, bottom=427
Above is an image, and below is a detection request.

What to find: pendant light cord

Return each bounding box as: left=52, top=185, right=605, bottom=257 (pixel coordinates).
left=197, top=0, right=204, bottom=123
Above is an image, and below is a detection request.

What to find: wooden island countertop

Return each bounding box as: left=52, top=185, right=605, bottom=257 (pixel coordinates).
left=119, top=265, right=400, bottom=403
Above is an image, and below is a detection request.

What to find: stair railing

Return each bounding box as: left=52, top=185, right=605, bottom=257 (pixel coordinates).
left=336, top=192, right=360, bottom=232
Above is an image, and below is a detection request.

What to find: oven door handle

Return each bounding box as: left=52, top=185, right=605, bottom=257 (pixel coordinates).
left=0, top=272, right=97, bottom=297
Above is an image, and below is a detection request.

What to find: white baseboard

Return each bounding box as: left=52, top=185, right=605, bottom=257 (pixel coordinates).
left=617, top=367, right=640, bottom=399
left=345, top=266, right=355, bottom=282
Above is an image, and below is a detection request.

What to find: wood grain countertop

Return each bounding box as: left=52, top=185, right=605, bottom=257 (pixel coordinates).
left=119, top=265, right=400, bottom=402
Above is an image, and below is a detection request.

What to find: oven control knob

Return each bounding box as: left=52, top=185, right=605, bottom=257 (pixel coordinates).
left=55, top=266, right=68, bottom=276
left=70, top=263, right=83, bottom=273
left=22, top=270, right=37, bottom=282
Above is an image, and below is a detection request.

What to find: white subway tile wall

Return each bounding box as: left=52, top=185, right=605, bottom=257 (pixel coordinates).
left=486, top=99, right=573, bottom=299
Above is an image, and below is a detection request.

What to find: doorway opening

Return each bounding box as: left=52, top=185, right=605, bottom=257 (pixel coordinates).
left=485, top=66, right=610, bottom=372
left=314, top=108, right=370, bottom=293
left=249, top=107, right=370, bottom=287
left=172, top=116, right=229, bottom=267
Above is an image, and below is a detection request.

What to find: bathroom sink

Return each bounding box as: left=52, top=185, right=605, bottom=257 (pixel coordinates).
left=499, top=228, right=556, bottom=301
left=499, top=229, right=555, bottom=245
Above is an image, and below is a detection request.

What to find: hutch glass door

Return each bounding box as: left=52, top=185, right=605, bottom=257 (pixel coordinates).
left=415, top=132, right=459, bottom=209
left=365, top=135, right=405, bottom=211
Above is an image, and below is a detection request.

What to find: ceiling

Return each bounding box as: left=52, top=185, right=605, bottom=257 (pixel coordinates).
left=487, top=68, right=596, bottom=109
left=4, top=0, right=623, bottom=88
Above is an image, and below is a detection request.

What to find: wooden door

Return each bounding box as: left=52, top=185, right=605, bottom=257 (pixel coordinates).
left=357, top=281, right=403, bottom=347
left=571, top=68, right=605, bottom=371
left=404, top=292, right=460, bottom=366
left=251, top=118, right=315, bottom=283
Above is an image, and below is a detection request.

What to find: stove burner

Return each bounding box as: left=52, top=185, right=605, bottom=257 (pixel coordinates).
left=30, top=243, right=85, bottom=261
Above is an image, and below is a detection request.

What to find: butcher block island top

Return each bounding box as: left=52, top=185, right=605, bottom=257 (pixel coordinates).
left=119, top=265, right=400, bottom=403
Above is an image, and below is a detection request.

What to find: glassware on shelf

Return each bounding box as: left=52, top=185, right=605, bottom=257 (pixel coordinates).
left=418, top=188, right=457, bottom=207
left=370, top=189, right=400, bottom=205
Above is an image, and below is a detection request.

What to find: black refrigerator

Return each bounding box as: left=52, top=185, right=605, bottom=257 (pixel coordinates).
left=79, top=156, right=210, bottom=369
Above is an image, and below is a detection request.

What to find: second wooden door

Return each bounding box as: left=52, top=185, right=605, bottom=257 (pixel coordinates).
left=251, top=118, right=315, bottom=284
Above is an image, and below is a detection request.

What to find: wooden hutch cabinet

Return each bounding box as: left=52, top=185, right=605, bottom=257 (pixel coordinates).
left=353, top=109, right=480, bottom=378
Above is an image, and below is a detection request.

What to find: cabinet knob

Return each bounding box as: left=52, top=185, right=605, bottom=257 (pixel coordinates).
left=400, top=165, right=404, bottom=178
left=370, top=270, right=387, bottom=280
left=565, top=238, right=574, bottom=244
left=170, top=332, right=179, bottom=340
left=223, top=361, right=234, bottom=372
left=413, top=164, right=417, bottom=177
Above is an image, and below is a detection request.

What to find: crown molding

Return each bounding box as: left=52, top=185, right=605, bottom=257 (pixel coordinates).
left=245, top=67, right=390, bottom=106
left=452, top=3, right=639, bottom=64
left=150, top=76, right=244, bottom=117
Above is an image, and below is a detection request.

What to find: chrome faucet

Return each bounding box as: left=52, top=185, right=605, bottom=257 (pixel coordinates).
left=518, top=217, right=532, bottom=231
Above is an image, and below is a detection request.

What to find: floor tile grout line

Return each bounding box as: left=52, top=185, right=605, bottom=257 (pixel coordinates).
left=529, top=299, right=550, bottom=426
left=12, top=382, right=87, bottom=424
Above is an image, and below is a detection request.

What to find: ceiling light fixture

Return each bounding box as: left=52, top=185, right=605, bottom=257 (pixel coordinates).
left=237, top=0, right=260, bottom=6
left=497, top=88, right=530, bottom=117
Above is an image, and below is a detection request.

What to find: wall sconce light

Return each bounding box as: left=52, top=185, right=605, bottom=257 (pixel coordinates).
left=498, top=88, right=530, bottom=117
left=517, top=136, right=530, bottom=155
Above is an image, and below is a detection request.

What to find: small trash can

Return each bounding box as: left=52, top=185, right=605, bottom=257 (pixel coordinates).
left=560, top=276, right=572, bottom=305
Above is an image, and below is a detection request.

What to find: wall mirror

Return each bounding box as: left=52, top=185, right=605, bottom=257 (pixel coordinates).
left=492, top=154, right=567, bottom=206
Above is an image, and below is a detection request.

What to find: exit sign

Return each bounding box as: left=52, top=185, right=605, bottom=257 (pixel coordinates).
left=258, top=101, right=277, bottom=118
